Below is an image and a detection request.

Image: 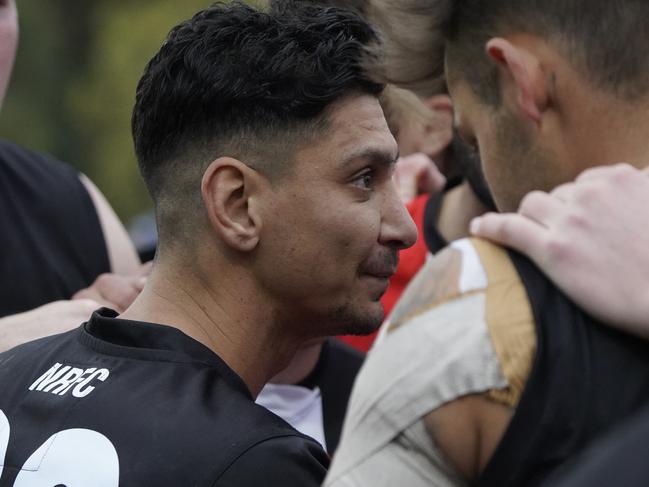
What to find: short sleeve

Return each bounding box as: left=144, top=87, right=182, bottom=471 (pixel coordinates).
left=214, top=435, right=329, bottom=486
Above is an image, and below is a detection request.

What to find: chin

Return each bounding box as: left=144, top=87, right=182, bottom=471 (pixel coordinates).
left=328, top=302, right=385, bottom=336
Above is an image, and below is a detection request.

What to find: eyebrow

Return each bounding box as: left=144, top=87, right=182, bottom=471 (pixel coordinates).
left=339, top=147, right=400, bottom=169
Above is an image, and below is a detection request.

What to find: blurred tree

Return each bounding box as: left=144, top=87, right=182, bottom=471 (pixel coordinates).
left=0, top=0, right=95, bottom=162
left=0, top=0, right=243, bottom=223
left=69, top=0, right=213, bottom=221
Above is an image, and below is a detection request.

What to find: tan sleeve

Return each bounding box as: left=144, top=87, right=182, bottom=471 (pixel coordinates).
left=470, top=239, right=536, bottom=408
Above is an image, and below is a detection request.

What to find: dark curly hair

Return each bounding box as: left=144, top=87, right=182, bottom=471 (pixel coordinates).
left=132, top=1, right=382, bottom=202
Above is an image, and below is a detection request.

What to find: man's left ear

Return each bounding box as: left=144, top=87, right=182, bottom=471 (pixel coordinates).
left=201, top=157, right=265, bottom=252
left=485, top=38, right=549, bottom=124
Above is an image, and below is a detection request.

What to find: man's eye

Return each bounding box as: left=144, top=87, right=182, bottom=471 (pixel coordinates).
left=351, top=171, right=374, bottom=190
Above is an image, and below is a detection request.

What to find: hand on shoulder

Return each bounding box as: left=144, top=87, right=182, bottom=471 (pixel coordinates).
left=471, top=164, right=649, bottom=336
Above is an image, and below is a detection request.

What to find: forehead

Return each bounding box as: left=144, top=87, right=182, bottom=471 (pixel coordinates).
left=293, top=94, right=398, bottom=169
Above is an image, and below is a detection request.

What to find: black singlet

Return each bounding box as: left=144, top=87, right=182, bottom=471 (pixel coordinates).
left=0, top=140, right=110, bottom=316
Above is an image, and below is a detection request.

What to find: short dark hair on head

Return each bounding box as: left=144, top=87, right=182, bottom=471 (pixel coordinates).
left=132, top=1, right=382, bottom=245
left=447, top=0, right=649, bottom=105
left=364, top=0, right=649, bottom=104
left=290, top=0, right=369, bottom=17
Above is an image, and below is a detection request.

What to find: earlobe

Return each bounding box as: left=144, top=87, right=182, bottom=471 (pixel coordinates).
left=485, top=38, right=549, bottom=125
left=422, top=94, right=454, bottom=156
left=201, top=158, right=262, bottom=252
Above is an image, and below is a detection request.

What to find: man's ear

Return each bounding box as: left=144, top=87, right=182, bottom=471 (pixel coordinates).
left=420, top=94, right=454, bottom=158
left=485, top=38, right=549, bottom=124
left=201, top=157, right=264, bottom=252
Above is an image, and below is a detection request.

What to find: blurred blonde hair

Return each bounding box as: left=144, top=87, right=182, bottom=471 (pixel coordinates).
left=379, top=84, right=436, bottom=137
left=364, top=0, right=452, bottom=98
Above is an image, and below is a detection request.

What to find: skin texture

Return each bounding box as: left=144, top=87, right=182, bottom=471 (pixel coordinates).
left=122, top=94, right=417, bottom=397
left=72, top=263, right=151, bottom=313
left=0, top=300, right=101, bottom=353
left=253, top=94, right=417, bottom=337
left=471, top=164, right=649, bottom=337
left=424, top=394, right=512, bottom=480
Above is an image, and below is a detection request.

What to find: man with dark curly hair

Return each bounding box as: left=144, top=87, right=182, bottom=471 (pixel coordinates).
left=0, top=2, right=416, bottom=485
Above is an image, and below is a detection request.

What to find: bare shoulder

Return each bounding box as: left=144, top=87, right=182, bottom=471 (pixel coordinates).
left=79, top=174, right=141, bottom=275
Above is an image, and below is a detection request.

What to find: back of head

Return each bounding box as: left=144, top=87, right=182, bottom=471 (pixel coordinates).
left=132, top=1, right=382, bottom=252
left=366, top=0, right=649, bottom=103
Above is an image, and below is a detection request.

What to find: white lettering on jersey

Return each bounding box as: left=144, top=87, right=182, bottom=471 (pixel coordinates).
left=28, top=363, right=110, bottom=398
left=72, top=368, right=110, bottom=398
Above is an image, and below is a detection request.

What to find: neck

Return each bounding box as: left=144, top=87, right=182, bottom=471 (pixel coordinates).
left=269, top=338, right=324, bottom=385
left=121, top=261, right=302, bottom=398
left=437, top=181, right=489, bottom=243
left=560, top=80, right=649, bottom=174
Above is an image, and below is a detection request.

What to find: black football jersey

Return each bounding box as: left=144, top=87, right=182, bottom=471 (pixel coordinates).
left=0, top=309, right=328, bottom=486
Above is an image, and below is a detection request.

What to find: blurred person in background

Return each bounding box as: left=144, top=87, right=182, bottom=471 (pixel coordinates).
left=0, top=0, right=146, bottom=353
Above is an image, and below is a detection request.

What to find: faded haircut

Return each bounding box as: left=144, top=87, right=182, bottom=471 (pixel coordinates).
left=131, top=1, right=382, bottom=246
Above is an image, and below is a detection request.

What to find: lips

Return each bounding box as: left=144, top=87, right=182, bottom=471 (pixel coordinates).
left=361, top=251, right=399, bottom=280
left=363, top=269, right=396, bottom=279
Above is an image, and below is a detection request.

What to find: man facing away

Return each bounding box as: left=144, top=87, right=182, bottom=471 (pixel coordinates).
left=327, top=0, right=649, bottom=486
left=0, top=2, right=416, bottom=486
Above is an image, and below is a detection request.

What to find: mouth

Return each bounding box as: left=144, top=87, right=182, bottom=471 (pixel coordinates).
left=363, top=270, right=396, bottom=280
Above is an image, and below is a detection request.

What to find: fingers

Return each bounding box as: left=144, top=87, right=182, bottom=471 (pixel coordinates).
left=575, top=162, right=637, bottom=183
left=518, top=190, right=564, bottom=226
left=394, top=153, right=444, bottom=203
left=548, top=182, right=575, bottom=202
left=72, top=273, right=143, bottom=313
left=470, top=212, right=548, bottom=259
left=418, top=161, right=446, bottom=195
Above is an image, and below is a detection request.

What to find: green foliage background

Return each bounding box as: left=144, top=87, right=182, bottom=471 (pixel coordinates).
left=0, top=0, right=231, bottom=224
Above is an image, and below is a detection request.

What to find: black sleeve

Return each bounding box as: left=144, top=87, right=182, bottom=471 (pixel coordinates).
left=548, top=407, right=649, bottom=487
left=214, top=435, right=329, bottom=486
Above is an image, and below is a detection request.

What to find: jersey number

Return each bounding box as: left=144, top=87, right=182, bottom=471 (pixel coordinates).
left=0, top=410, right=119, bottom=486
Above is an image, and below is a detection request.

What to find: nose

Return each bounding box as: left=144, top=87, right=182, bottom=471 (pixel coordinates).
left=379, top=181, right=418, bottom=250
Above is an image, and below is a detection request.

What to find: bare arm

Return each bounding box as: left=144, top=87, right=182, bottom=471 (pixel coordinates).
left=0, top=299, right=100, bottom=353
left=471, top=164, right=649, bottom=337
left=0, top=268, right=150, bottom=352
left=424, top=395, right=512, bottom=481
left=79, top=174, right=141, bottom=274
